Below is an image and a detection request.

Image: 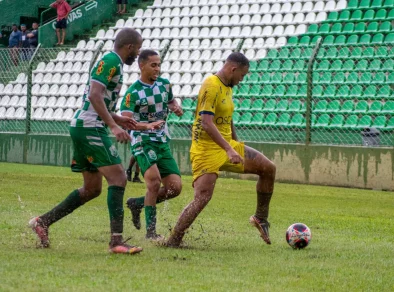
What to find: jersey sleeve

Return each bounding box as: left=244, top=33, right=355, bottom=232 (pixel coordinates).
left=167, top=83, right=174, bottom=102
left=120, top=88, right=138, bottom=113
left=90, top=57, right=119, bottom=87
left=198, top=79, right=219, bottom=116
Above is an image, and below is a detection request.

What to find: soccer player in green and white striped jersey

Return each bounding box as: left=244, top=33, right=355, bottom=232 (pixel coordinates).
left=120, top=50, right=184, bottom=240
left=29, top=28, right=145, bottom=254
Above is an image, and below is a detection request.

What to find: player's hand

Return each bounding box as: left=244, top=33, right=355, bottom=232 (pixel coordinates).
left=172, top=105, right=183, bottom=117
left=226, top=148, right=244, bottom=164
left=115, top=115, right=137, bottom=130
left=110, top=125, right=131, bottom=143
left=146, top=120, right=165, bottom=130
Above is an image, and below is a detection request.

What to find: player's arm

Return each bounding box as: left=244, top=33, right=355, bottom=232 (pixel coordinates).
left=121, top=111, right=164, bottom=130
left=89, top=81, right=130, bottom=143
left=111, top=112, right=137, bottom=130
left=231, top=120, right=238, bottom=141
left=50, top=1, right=57, bottom=8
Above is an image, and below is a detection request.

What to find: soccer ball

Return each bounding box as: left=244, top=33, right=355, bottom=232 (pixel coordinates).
left=286, top=223, right=311, bottom=249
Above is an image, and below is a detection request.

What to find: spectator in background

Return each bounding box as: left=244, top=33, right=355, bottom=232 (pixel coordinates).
left=50, top=0, right=71, bottom=45
left=20, top=24, right=30, bottom=61
left=27, top=22, right=39, bottom=49
left=117, top=0, right=128, bottom=14
left=8, top=24, right=21, bottom=66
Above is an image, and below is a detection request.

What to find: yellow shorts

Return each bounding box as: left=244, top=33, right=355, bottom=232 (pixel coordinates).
left=190, top=140, right=245, bottom=182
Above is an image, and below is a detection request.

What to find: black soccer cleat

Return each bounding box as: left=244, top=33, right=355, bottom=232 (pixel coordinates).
left=250, top=215, right=271, bottom=245
left=132, top=176, right=143, bottom=183
left=126, top=168, right=132, bottom=182
left=126, top=198, right=142, bottom=230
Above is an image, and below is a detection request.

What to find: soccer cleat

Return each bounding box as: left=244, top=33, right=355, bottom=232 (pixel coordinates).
left=109, top=237, right=143, bottom=254
left=146, top=231, right=165, bottom=242
left=29, top=217, right=50, bottom=248
left=126, top=168, right=132, bottom=182
left=126, top=198, right=142, bottom=230
left=132, top=176, right=143, bottom=183
left=249, top=215, right=271, bottom=245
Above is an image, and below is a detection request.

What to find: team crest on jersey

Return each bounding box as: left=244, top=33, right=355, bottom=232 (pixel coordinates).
left=109, top=145, right=119, bottom=157
left=148, top=150, right=157, bottom=160
left=87, top=156, right=94, bottom=163
left=125, top=93, right=131, bottom=108
left=96, top=61, right=104, bottom=75
left=107, top=66, right=117, bottom=82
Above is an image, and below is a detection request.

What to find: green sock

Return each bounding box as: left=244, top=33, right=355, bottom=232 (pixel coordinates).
left=255, top=192, right=273, bottom=221
left=40, top=190, right=83, bottom=227
left=107, top=186, right=125, bottom=234
left=145, top=205, right=157, bottom=233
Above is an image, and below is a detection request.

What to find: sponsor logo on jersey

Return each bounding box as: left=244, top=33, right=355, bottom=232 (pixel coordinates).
left=215, top=116, right=232, bottom=125
left=125, top=93, right=131, bottom=108
left=96, top=61, right=104, bottom=75
left=109, top=145, right=119, bottom=157
left=107, top=66, right=117, bottom=82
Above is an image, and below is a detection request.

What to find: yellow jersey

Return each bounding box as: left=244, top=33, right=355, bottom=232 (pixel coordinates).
left=191, top=75, right=234, bottom=151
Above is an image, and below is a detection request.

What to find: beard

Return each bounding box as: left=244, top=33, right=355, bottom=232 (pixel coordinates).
left=125, top=55, right=136, bottom=65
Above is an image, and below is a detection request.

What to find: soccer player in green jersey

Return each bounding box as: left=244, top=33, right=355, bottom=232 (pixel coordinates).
left=120, top=50, right=184, bottom=240
left=29, top=28, right=145, bottom=254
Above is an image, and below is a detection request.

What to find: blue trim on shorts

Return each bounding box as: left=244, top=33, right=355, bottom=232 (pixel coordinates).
left=199, top=111, right=214, bottom=115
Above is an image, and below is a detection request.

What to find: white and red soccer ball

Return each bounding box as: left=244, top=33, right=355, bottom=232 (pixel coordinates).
left=286, top=223, right=311, bottom=249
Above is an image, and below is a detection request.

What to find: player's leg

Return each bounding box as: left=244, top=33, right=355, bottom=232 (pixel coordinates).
left=61, top=28, right=66, bottom=45
left=166, top=173, right=217, bottom=247
left=29, top=171, right=103, bottom=248
left=55, top=28, right=61, bottom=45
left=132, top=162, right=142, bottom=183
left=243, top=145, right=276, bottom=244
left=126, top=155, right=136, bottom=182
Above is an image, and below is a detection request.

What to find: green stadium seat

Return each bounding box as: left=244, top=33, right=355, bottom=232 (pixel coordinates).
left=258, top=60, right=270, bottom=71
left=313, top=85, right=324, bottom=97
left=369, top=59, right=382, bottom=70
left=273, top=85, right=286, bottom=96
left=354, top=22, right=366, bottom=33
left=384, top=0, right=394, bottom=7
left=281, top=60, right=293, bottom=71
left=359, top=0, right=371, bottom=9
left=375, top=46, right=388, bottom=57
left=371, top=33, right=384, bottom=44
left=250, top=99, right=264, bottom=112
left=323, top=35, right=335, bottom=45
left=287, top=37, right=299, bottom=46
left=237, top=84, right=249, bottom=97
left=362, top=47, right=374, bottom=58
left=346, top=72, right=359, bottom=84
left=306, top=24, right=319, bottom=35
left=266, top=49, right=278, bottom=59
left=314, top=114, right=330, bottom=128
left=364, top=85, right=377, bottom=97
left=371, top=0, right=383, bottom=8
left=377, top=85, right=391, bottom=97
left=348, top=0, right=359, bottom=8
left=324, top=47, right=338, bottom=59
left=295, top=73, right=307, bottom=83
left=248, top=85, right=261, bottom=97
left=313, top=72, right=320, bottom=83
left=318, top=24, right=330, bottom=35
left=319, top=72, right=332, bottom=83
left=290, top=48, right=302, bottom=59
left=182, top=98, right=193, bottom=110
left=356, top=59, right=368, bottom=70
left=385, top=117, right=394, bottom=130
left=316, top=60, right=330, bottom=71
left=351, top=10, right=363, bottom=21
left=191, top=99, right=198, bottom=109
left=317, top=48, right=326, bottom=59
left=287, top=100, right=302, bottom=112
left=233, top=99, right=240, bottom=110
left=275, top=100, right=288, bottom=112
left=359, top=34, right=371, bottom=44
left=333, top=72, right=345, bottom=83
left=343, top=115, right=359, bottom=129
left=379, top=21, right=391, bottom=32
left=337, top=85, right=350, bottom=97
left=360, top=72, right=372, bottom=83
left=347, top=35, right=360, bottom=45
left=167, top=113, right=180, bottom=124
left=339, top=10, right=351, bottom=21
left=279, top=48, right=290, bottom=59
left=382, top=59, right=394, bottom=70
left=330, top=60, right=343, bottom=71
left=340, top=100, right=355, bottom=113
left=337, top=47, right=350, bottom=59
left=288, top=114, right=304, bottom=127
left=375, top=9, right=387, bottom=20
left=262, top=99, right=276, bottom=112
left=363, top=10, right=375, bottom=21
left=299, top=36, right=311, bottom=46
left=327, top=114, right=345, bottom=128
left=335, top=35, right=346, bottom=45
left=343, top=23, right=355, bottom=34
left=372, top=116, right=387, bottom=128
left=356, top=115, right=373, bottom=129
left=327, top=100, right=341, bottom=112
left=354, top=100, right=369, bottom=113
left=275, top=113, right=291, bottom=126
left=388, top=72, right=394, bottom=83
left=250, top=113, right=264, bottom=127
left=239, top=99, right=251, bottom=111
left=311, top=36, right=322, bottom=45
left=366, top=22, right=379, bottom=33
left=372, top=72, right=386, bottom=83
left=269, top=60, right=281, bottom=71
left=314, top=100, right=328, bottom=112
left=283, top=73, right=295, bottom=83
left=323, top=85, right=337, bottom=97
left=238, top=112, right=253, bottom=126
left=259, top=73, right=271, bottom=83
left=286, top=85, right=299, bottom=97
left=381, top=101, right=394, bottom=113
left=293, top=60, right=306, bottom=71
left=350, top=47, right=362, bottom=59
left=327, top=11, right=339, bottom=22
left=369, top=101, right=383, bottom=113
left=384, top=33, right=394, bottom=43
left=263, top=113, right=278, bottom=125
left=350, top=85, right=363, bottom=97
left=249, top=61, right=258, bottom=72
left=232, top=112, right=241, bottom=125
left=270, top=72, right=282, bottom=84
left=343, top=60, right=355, bottom=71
left=178, top=111, right=194, bottom=125
left=331, top=23, right=343, bottom=35
left=297, top=85, right=307, bottom=98
left=246, top=73, right=259, bottom=84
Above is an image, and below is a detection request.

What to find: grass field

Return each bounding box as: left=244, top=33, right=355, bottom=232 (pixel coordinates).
left=0, top=162, right=393, bottom=291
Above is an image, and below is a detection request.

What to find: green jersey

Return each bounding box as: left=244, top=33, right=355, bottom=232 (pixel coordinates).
left=120, top=77, right=174, bottom=145
left=70, top=51, right=123, bottom=128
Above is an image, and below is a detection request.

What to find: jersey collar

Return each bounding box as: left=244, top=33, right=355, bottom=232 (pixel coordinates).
left=111, top=51, right=124, bottom=65
left=138, top=79, right=156, bottom=88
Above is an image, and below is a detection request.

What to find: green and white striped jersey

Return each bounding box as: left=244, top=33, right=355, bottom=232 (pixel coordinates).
left=70, top=51, right=123, bottom=128
left=120, top=77, right=174, bottom=145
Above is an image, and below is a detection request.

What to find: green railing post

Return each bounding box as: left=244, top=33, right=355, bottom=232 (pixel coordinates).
left=305, top=38, right=322, bottom=146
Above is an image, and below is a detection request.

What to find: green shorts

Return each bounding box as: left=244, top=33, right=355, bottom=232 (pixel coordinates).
left=131, top=141, right=180, bottom=178
left=70, top=127, right=121, bottom=172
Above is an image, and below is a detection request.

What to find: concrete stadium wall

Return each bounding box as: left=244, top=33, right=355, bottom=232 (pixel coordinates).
left=1, top=133, right=393, bottom=191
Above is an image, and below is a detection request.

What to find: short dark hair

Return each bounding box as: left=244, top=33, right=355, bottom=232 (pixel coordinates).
left=138, top=49, right=159, bottom=64
left=12, top=24, right=17, bottom=27
left=226, top=52, right=249, bottom=67
left=114, top=28, right=142, bottom=49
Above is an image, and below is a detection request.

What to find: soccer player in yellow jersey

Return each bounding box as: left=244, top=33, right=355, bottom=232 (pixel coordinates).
left=165, top=52, right=276, bottom=247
